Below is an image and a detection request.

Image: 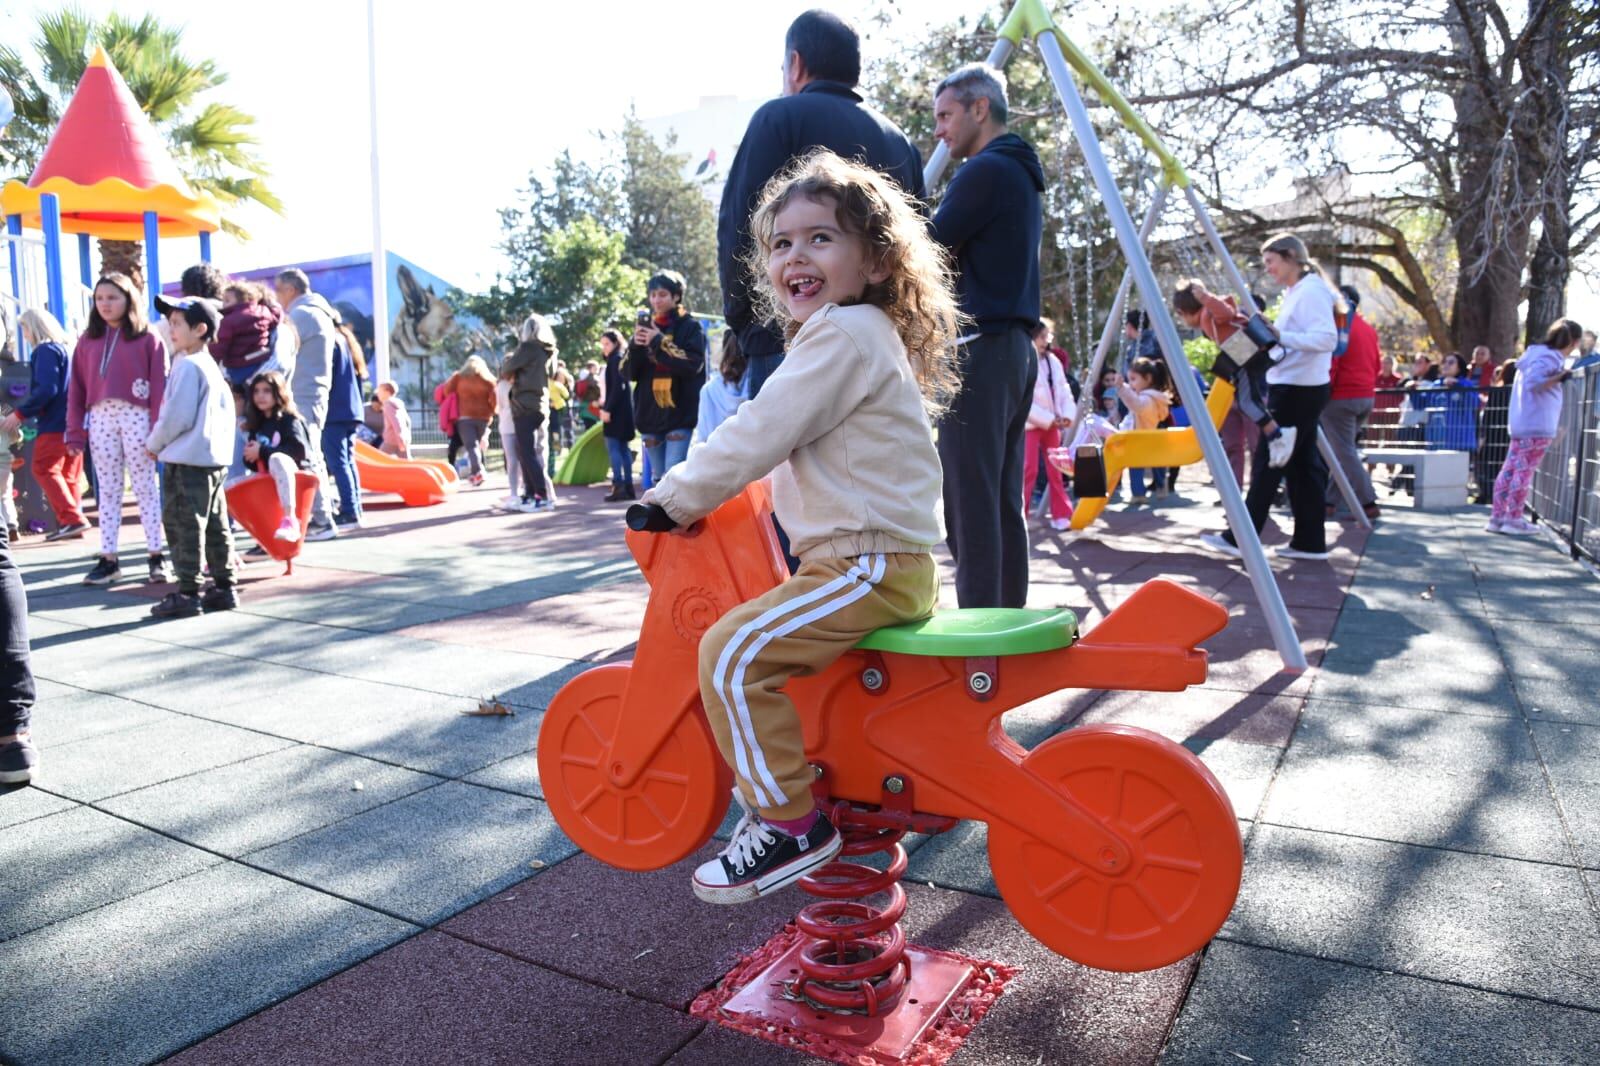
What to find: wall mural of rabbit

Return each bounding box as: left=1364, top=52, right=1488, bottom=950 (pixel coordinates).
left=391, top=263, right=458, bottom=358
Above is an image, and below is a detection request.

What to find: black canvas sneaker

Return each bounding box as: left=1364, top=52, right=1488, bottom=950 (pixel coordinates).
left=83, top=555, right=122, bottom=585
left=150, top=591, right=201, bottom=619
left=692, top=807, right=841, bottom=905
left=200, top=584, right=240, bottom=612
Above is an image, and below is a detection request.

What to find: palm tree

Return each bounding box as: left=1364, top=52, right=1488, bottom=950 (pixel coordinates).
left=0, top=8, right=282, bottom=290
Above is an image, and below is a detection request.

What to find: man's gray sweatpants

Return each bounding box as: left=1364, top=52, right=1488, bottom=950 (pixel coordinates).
left=1320, top=396, right=1376, bottom=511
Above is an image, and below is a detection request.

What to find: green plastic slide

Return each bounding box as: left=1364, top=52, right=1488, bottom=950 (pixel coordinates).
left=555, top=421, right=614, bottom=486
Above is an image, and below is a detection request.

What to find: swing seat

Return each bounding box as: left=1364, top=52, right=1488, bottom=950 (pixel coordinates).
left=1069, top=378, right=1236, bottom=531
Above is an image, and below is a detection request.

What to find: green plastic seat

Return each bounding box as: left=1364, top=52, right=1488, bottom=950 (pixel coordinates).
left=855, top=607, right=1079, bottom=658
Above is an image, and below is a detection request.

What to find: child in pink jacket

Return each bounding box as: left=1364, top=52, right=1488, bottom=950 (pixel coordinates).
left=1024, top=329, right=1076, bottom=529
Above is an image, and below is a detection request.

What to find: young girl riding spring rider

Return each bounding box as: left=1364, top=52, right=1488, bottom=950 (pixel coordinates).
left=643, top=150, right=962, bottom=904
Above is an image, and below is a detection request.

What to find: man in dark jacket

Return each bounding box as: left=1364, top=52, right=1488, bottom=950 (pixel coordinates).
left=500, top=313, right=560, bottom=513
left=718, top=9, right=926, bottom=398
left=322, top=326, right=365, bottom=529
left=929, top=62, right=1046, bottom=609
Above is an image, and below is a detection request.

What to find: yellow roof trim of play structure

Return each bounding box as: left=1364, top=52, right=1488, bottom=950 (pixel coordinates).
left=0, top=176, right=222, bottom=240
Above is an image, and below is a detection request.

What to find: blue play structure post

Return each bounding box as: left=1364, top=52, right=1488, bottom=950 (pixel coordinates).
left=143, top=210, right=160, bottom=318
left=40, top=193, right=66, bottom=324
left=6, top=214, right=20, bottom=354
left=78, top=232, right=92, bottom=287
left=199, top=230, right=211, bottom=263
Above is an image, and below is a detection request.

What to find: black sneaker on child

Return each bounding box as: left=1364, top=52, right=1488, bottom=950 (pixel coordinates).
left=148, top=552, right=173, bottom=584
left=150, top=590, right=201, bottom=619
left=0, top=736, right=38, bottom=785
left=692, top=806, right=842, bottom=905
left=83, top=555, right=121, bottom=586
left=200, top=584, right=240, bottom=612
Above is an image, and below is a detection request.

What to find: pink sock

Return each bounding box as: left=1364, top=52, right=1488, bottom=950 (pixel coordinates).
left=766, top=809, right=819, bottom=837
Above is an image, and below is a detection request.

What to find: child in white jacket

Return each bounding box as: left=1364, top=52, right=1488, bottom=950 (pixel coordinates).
left=1024, top=338, right=1075, bottom=528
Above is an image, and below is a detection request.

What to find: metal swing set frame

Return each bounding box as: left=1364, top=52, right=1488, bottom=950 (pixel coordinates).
left=923, top=0, right=1372, bottom=672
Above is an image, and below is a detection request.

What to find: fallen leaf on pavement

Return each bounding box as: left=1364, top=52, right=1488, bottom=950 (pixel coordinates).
left=463, top=700, right=515, bottom=717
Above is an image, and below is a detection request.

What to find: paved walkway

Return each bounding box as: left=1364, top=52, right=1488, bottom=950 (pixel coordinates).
left=1, top=475, right=1596, bottom=1065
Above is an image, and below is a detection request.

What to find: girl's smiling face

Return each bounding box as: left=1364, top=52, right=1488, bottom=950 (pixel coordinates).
left=766, top=194, right=887, bottom=325
left=1128, top=370, right=1152, bottom=392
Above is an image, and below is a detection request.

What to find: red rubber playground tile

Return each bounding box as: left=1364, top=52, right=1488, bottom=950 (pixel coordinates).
left=165, top=930, right=702, bottom=1066
left=440, top=844, right=808, bottom=1011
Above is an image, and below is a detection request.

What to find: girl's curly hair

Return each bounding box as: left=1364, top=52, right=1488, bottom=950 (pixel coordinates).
left=742, top=149, right=966, bottom=415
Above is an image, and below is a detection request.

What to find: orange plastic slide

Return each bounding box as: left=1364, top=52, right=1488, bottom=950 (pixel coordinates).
left=353, top=439, right=456, bottom=506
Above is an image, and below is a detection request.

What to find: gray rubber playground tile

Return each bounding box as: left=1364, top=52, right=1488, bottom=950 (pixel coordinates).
left=193, top=673, right=479, bottom=745
left=100, top=745, right=441, bottom=856
left=1309, top=661, right=1519, bottom=716
left=101, top=655, right=318, bottom=716
left=26, top=631, right=176, bottom=687
left=27, top=590, right=170, bottom=632
left=313, top=697, right=540, bottom=778
left=281, top=634, right=580, bottom=710
left=1261, top=700, right=1572, bottom=863
left=1224, top=825, right=1600, bottom=1009
left=232, top=588, right=477, bottom=632
left=1530, top=721, right=1600, bottom=867
left=244, top=781, right=576, bottom=925
left=903, top=818, right=998, bottom=897
left=0, top=862, right=414, bottom=1066
left=34, top=715, right=294, bottom=802
left=1316, top=629, right=1505, bottom=682
left=0, top=786, right=77, bottom=830
left=1498, top=640, right=1600, bottom=685
left=1486, top=617, right=1591, bottom=650
left=23, top=685, right=177, bottom=747
left=1181, top=737, right=1282, bottom=820
left=0, top=805, right=222, bottom=942
left=461, top=751, right=541, bottom=797
left=1163, top=940, right=1600, bottom=1065
left=1512, top=674, right=1600, bottom=727
left=164, top=931, right=701, bottom=1066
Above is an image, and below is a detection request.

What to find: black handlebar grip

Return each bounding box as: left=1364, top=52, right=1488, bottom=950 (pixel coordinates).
left=626, top=503, right=678, bottom=533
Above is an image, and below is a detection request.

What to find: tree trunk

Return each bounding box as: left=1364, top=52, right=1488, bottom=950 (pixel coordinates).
left=1525, top=207, right=1569, bottom=347
left=96, top=239, right=145, bottom=295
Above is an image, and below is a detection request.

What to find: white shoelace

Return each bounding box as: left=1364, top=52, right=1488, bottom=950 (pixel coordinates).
left=719, top=812, right=779, bottom=876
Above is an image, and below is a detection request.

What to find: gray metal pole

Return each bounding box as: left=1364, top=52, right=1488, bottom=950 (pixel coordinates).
left=1070, top=187, right=1167, bottom=432
left=923, top=38, right=1016, bottom=190
left=1038, top=30, right=1307, bottom=672
left=1184, top=186, right=1371, bottom=530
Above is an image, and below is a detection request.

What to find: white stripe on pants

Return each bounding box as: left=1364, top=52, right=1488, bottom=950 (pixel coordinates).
left=89, top=399, right=162, bottom=556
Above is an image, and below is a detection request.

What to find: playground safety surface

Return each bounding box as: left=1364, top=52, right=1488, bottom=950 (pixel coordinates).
left=3, top=474, right=1598, bottom=1064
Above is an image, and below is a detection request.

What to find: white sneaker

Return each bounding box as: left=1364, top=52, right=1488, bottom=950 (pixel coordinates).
left=1049, top=517, right=1072, bottom=531
left=1275, top=545, right=1331, bottom=561
left=1199, top=532, right=1243, bottom=559
left=493, top=496, right=520, bottom=512
left=1497, top=518, right=1541, bottom=537
left=1484, top=518, right=1504, bottom=534
left=1268, top=426, right=1297, bottom=468
left=304, top=522, right=338, bottom=542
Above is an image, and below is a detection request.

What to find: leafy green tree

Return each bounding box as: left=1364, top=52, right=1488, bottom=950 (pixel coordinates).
left=464, top=115, right=718, bottom=357
left=0, top=8, right=280, bottom=287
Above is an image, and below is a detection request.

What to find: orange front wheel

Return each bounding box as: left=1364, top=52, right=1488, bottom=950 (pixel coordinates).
left=987, top=724, right=1242, bottom=972
left=537, top=664, right=729, bottom=871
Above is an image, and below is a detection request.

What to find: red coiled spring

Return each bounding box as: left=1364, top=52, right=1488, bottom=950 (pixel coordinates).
left=792, top=801, right=911, bottom=1016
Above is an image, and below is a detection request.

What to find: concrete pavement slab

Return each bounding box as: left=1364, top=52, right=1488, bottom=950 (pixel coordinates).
left=461, top=751, right=541, bottom=798
left=440, top=845, right=814, bottom=1010
left=1180, top=737, right=1283, bottom=819
left=1224, top=825, right=1600, bottom=1009
left=1079, top=687, right=1304, bottom=748
left=311, top=695, right=540, bottom=778
left=33, top=715, right=294, bottom=802
left=0, top=862, right=413, bottom=1066
left=100, top=745, right=441, bottom=856
left=1163, top=939, right=1600, bottom=1065
left=1530, top=721, right=1600, bottom=867
left=1262, top=700, right=1573, bottom=863
left=0, top=805, right=223, bottom=942
left=164, top=931, right=703, bottom=1066
left=245, top=781, right=576, bottom=925
left=1309, top=661, right=1519, bottom=716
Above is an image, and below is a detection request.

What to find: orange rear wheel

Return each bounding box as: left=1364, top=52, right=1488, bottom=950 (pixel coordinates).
left=988, top=724, right=1242, bottom=972
left=537, top=664, right=728, bottom=871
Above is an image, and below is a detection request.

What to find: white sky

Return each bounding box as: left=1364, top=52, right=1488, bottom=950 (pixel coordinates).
left=4, top=0, right=1596, bottom=328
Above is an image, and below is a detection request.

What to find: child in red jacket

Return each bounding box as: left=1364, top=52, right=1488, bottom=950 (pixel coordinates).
left=1172, top=279, right=1293, bottom=468
left=210, top=282, right=282, bottom=369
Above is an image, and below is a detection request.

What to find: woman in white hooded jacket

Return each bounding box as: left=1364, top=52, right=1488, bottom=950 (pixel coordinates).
left=1202, top=232, right=1341, bottom=561
left=1023, top=322, right=1076, bottom=529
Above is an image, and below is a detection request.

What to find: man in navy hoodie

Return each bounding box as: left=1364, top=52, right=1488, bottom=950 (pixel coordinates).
left=929, top=62, right=1046, bottom=609
left=718, top=9, right=926, bottom=398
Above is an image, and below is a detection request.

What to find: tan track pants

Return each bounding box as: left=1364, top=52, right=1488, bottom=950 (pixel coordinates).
left=697, top=552, right=937, bottom=821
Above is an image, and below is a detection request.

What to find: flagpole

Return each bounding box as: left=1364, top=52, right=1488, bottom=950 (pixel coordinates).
left=367, top=0, right=390, bottom=384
